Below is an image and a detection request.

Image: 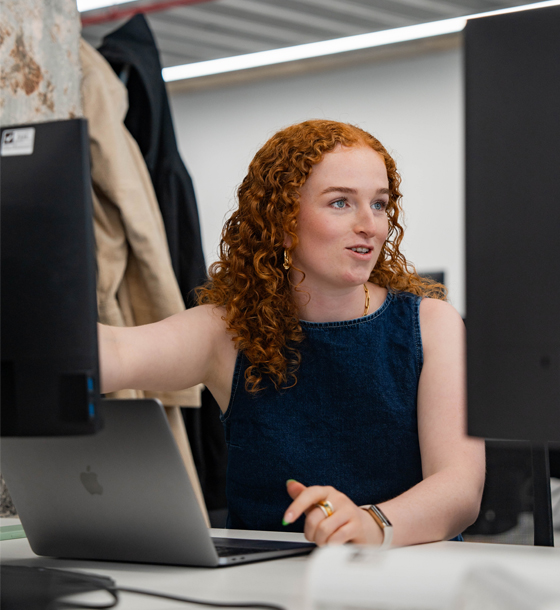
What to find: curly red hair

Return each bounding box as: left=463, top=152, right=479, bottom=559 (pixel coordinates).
left=198, top=120, right=446, bottom=393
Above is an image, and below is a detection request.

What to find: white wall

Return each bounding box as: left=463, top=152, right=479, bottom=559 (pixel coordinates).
left=170, top=46, right=465, bottom=314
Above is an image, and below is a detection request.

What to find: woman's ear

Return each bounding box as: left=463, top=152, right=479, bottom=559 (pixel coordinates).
left=283, top=233, right=293, bottom=248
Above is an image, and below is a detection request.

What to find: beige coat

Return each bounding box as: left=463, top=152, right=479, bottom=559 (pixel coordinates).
left=80, top=39, right=207, bottom=522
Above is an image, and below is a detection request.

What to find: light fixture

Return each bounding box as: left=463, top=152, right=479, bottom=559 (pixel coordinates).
left=77, top=0, right=560, bottom=82
left=161, top=0, right=560, bottom=82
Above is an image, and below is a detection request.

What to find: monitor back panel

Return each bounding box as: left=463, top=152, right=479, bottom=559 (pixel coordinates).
left=465, top=6, right=560, bottom=441
left=1, top=119, right=100, bottom=436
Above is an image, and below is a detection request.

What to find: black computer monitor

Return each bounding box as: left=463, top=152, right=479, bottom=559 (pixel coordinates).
left=1, top=119, right=101, bottom=436
left=465, top=6, right=560, bottom=443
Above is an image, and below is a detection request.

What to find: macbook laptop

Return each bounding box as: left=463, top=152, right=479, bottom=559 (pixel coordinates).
left=1, top=399, right=314, bottom=567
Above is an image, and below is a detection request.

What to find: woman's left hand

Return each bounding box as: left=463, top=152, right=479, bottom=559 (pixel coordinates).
left=283, top=480, right=383, bottom=546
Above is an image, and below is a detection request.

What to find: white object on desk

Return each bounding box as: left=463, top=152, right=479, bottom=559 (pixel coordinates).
left=305, top=543, right=560, bottom=610
left=452, top=565, right=560, bottom=610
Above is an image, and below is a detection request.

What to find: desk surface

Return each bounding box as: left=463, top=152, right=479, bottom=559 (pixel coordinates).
left=0, top=517, right=314, bottom=609
left=2, top=517, right=560, bottom=610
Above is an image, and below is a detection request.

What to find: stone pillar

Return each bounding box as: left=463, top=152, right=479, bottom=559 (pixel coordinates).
left=0, top=0, right=82, bottom=127
left=1, top=0, right=82, bottom=516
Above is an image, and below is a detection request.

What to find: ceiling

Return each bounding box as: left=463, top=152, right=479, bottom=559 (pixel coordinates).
left=81, top=0, right=536, bottom=70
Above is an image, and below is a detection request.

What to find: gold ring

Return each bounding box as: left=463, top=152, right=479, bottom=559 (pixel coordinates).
left=315, top=500, right=334, bottom=518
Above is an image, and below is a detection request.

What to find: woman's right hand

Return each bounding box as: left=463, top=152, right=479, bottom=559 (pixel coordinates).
left=283, top=480, right=384, bottom=546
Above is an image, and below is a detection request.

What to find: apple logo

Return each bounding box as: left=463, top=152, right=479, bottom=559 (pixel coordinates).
left=80, top=466, right=103, bottom=495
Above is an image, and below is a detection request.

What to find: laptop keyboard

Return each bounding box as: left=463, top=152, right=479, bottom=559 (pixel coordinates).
left=212, top=537, right=313, bottom=557
left=214, top=544, right=282, bottom=557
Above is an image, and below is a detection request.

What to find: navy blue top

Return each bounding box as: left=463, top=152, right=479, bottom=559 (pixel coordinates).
left=221, top=290, right=424, bottom=532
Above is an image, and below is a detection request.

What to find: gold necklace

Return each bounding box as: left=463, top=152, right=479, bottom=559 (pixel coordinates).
left=363, top=284, right=370, bottom=317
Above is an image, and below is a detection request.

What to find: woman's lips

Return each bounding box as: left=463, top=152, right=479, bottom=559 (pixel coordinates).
left=346, top=246, right=373, bottom=259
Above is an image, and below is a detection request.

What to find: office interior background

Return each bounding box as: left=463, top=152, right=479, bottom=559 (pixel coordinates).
left=2, top=0, right=559, bottom=542
left=82, top=0, right=470, bottom=314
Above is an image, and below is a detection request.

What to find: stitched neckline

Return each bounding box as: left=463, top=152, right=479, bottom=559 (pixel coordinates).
left=300, top=290, right=394, bottom=328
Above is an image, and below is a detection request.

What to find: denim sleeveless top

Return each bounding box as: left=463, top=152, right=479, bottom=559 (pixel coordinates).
left=220, top=290, right=424, bottom=532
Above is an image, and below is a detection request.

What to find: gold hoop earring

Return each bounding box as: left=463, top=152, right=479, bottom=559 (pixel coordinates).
left=283, top=249, right=291, bottom=270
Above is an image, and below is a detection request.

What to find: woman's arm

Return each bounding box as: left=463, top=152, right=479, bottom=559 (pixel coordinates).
left=283, top=298, right=485, bottom=546
left=374, top=298, right=485, bottom=545
left=98, top=304, right=236, bottom=410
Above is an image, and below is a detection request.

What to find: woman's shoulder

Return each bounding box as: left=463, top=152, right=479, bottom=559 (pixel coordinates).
left=418, top=296, right=462, bottom=322
left=194, top=302, right=227, bottom=323
left=189, top=303, right=231, bottom=339
left=171, top=302, right=223, bottom=327
left=418, top=297, right=465, bottom=355
left=390, top=290, right=460, bottom=318
left=167, top=304, right=234, bottom=356
left=186, top=305, right=238, bottom=409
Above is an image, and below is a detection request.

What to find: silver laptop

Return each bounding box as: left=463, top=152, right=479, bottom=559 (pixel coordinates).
left=0, top=399, right=314, bottom=567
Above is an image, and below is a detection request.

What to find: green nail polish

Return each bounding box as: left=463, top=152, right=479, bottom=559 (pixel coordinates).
left=282, top=518, right=290, bottom=526
left=286, top=479, right=297, bottom=485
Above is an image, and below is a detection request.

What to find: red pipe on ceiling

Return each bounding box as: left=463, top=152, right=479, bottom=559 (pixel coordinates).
left=81, top=0, right=216, bottom=26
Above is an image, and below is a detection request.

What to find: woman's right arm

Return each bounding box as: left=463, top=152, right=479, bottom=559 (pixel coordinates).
left=98, top=304, right=232, bottom=400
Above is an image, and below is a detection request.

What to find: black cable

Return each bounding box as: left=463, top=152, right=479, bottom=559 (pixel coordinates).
left=113, top=586, right=286, bottom=610
left=1, top=565, right=286, bottom=610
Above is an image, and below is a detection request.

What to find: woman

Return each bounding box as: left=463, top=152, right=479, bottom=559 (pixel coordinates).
left=100, top=119, right=485, bottom=547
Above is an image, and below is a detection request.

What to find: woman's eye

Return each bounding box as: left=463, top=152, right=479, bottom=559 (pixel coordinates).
left=372, top=201, right=387, bottom=212
left=331, top=199, right=347, bottom=209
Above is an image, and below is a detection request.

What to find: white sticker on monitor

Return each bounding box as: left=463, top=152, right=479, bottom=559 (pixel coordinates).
left=1, top=127, right=35, bottom=156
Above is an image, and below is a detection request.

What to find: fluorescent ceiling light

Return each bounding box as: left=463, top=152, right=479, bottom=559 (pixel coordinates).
left=162, top=0, right=560, bottom=82
left=77, top=0, right=134, bottom=11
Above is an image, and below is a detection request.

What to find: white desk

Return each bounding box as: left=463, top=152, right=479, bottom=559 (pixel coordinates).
left=2, top=517, right=560, bottom=610
left=1, top=518, right=311, bottom=609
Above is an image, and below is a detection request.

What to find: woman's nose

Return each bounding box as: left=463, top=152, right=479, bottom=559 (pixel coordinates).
left=354, top=207, right=380, bottom=236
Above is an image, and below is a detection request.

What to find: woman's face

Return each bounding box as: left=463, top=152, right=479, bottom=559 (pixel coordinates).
left=289, top=145, right=390, bottom=291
